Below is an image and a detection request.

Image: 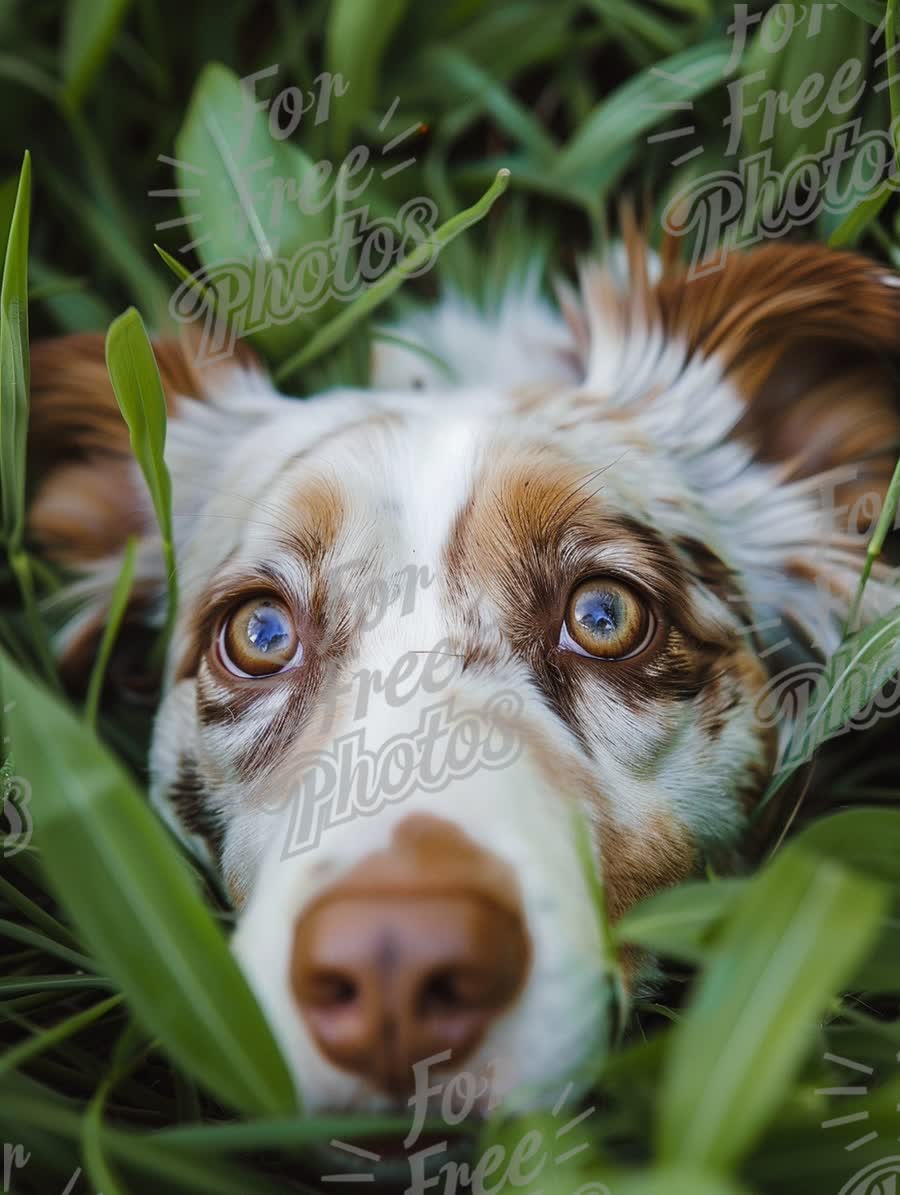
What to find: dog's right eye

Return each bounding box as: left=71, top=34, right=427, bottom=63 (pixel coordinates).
left=219, top=598, right=302, bottom=678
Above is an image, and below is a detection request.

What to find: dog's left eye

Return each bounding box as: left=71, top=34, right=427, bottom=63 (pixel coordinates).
left=219, top=598, right=302, bottom=677
left=560, top=577, right=653, bottom=660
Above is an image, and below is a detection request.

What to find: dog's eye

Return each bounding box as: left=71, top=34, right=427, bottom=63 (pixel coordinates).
left=219, top=598, right=302, bottom=677
left=560, top=577, right=653, bottom=660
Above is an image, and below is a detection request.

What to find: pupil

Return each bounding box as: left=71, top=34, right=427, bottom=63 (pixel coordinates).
left=576, top=590, right=622, bottom=638
left=247, top=605, right=290, bottom=654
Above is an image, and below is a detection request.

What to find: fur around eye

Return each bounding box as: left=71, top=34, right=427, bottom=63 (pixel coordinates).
left=219, top=597, right=302, bottom=678
left=560, top=577, right=654, bottom=660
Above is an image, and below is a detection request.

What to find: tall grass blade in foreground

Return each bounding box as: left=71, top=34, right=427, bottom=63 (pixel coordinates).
left=658, top=845, right=886, bottom=1169
left=0, top=649, right=297, bottom=1116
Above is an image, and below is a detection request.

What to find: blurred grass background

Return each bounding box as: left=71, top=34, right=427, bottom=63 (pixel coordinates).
left=3, top=1, right=900, bottom=1192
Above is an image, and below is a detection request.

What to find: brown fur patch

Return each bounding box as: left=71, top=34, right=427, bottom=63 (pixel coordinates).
left=27, top=331, right=264, bottom=687
left=28, top=331, right=261, bottom=479
left=443, top=448, right=743, bottom=747
left=520, top=713, right=697, bottom=922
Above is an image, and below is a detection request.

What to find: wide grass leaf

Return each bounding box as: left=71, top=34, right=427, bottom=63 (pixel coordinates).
left=326, top=0, right=408, bottom=152
left=0, top=650, right=297, bottom=1116
left=273, top=168, right=510, bottom=382
left=658, top=846, right=886, bottom=1169
left=173, top=62, right=336, bottom=363
left=739, top=3, right=867, bottom=170
left=834, top=0, right=885, bottom=23
left=793, top=807, right=900, bottom=885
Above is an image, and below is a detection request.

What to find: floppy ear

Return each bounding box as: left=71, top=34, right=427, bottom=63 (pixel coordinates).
left=27, top=331, right=269, bottom=692
left=657, top=242, right=900, bottom=507
left=579, top=238, right=900, bottom=654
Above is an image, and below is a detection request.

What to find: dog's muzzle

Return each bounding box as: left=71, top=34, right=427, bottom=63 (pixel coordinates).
left=289, top=814, right=531, bottom=1097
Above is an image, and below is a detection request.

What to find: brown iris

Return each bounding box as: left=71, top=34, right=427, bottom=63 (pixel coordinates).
left=220, top=597, right=301, bottom=677
left=562, top=577, right=652, bottom=660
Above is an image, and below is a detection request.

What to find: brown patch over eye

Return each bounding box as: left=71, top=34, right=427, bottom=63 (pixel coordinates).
left=561, top=577, right=653, bottom=660
left=220, top=597, right=301, bottom=677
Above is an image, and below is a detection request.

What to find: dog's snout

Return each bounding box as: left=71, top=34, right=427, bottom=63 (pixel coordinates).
left=289, top=814, right=530, bottom=1097
left=291, top=894, right=528, bottom=1096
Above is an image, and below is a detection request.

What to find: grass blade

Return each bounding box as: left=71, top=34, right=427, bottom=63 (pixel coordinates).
left=274, top=168, right=510, bottom=382
left=0, top=873, right=79, bottom=949
left=0, top=995, right=123, bottom=1077
left=792, top=806, right=900, bottom=885
left=82, top=1025, right=145, bottom=1195
left=0, top=1072, right=293, bottom=1195
left=104, top=310, right=177, bottom=665
left=606, top=1171, right=752, bottom=1195
left=84, top=534, right=137, bottom=728
left=0, top=918, right=94, bottom=971
left=834, top=0, right=883, bottom=22
left=0, top=151, right=57, bottom=686
left=846, top=454, right=900, bottom=634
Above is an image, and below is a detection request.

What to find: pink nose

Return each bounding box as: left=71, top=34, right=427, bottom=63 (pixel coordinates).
left=289, top=816, right=530, bottom=1097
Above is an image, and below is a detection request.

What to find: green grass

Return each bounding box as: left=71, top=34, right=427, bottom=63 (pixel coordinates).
left=3, top=1, right=900, bottom=1192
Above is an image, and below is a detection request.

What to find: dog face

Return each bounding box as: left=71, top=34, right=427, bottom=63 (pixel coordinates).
left=29, top=240, right=900, bottom=1113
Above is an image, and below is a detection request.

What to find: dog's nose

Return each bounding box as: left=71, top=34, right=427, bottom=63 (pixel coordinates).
left=291, top=892, right=529, bottom=1096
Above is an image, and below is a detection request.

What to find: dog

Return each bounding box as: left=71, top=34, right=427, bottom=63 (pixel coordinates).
left=25, top=232, right=900, bottom=1115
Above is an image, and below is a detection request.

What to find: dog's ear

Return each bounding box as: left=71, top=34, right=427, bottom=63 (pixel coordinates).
left=657, top=242, right=900, bottom=508
left=27, top=331, right=266, bottom=692
left=581, top=239, right=900, bottom=653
